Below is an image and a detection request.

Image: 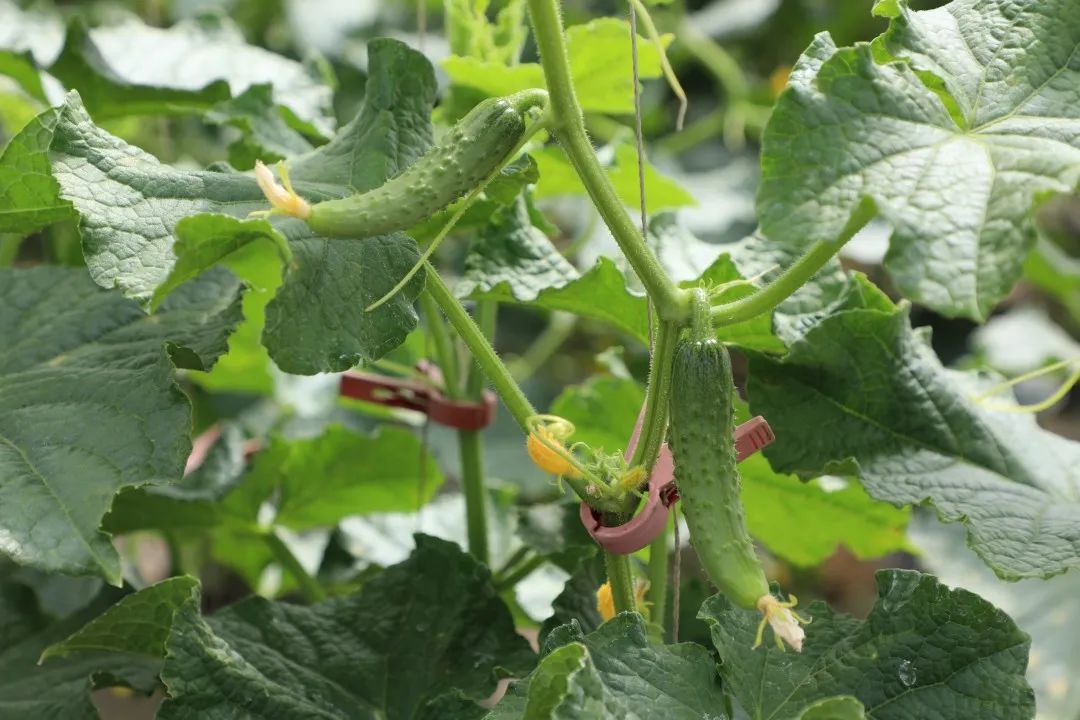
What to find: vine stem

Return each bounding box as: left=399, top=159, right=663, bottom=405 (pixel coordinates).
left=605, top=547, right=637, bottom=616
left=460, top=300, right=497, bottom=565
left=646, top=517, right=670, bottom=636
left=712, top=202, right=870, bottom=326
left=526, top=0, right=689, bottom=324
left=628, top=320, right=678, bottom=474
left=262, top=529, right=326, bottom=603
left=423, top=265, right=537, bottom=431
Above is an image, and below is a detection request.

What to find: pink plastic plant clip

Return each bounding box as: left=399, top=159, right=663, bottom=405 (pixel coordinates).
left=578, top=410, right=774, bottom=555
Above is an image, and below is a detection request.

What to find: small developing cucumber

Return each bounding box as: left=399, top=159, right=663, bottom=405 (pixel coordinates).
left=668, top=323, right=769, bottom=610
left=306, top=89, right=548, bottom=238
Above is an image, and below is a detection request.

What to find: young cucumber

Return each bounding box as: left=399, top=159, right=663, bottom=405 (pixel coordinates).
left=305, top=89, right=548, bottom=238
left=668, top=316, right=769, bottom=610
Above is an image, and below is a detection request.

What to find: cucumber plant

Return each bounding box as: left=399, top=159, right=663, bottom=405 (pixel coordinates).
left=0, top=0, right=1077, bottom=718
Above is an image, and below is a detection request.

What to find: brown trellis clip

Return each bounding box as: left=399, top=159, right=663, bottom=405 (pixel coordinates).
left=578, top=412, right=774, bottom=555
left=338, top=362, right=497, bottom=430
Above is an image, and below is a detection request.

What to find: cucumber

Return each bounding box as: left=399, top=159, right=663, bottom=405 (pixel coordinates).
left=668, top=313, right=769, bottom=610
left=306, top=89, right=548, bottom=238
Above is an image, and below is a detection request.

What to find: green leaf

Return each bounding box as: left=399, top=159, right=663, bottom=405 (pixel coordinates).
left=487, top=613, right=728, bottom=720
left=533, top=145, right=693, bottom=215
left=48, top=16, right=333, bottom=133
left=457, top=196, right=580, bottom=303
left=446, top=0, right=528, bottom=65
left=0, top=104, right=75, bottom=234
left=42, top=576, right=199, bottom=662
left=736, top=386, right=911, bottom=568
left=0, top=572, right=149, bottom=719
left=469, top=255, right=651, bottom=342
left=911, top=516, right=1080, bottom=720
left=742, top=471, right=910, bottom=568
left=550, top=374, right=644, bottom=456
left=0, top=266, right=242, bottom=581
left=759, top=0, right=1080, bottom=320
left=443, top=18, right=672, bottom=116
left=157, top=535, right=535, bottom=719
left=205, top=84, right=317, bottom=169
left=103, top=424, right=251, bottom=535
left=700, top=569, right=1034, bottom=719
left=151, top=214, right=291, bottom=309
left=240, top=425, right=445, bottom=529
left=747, top=301, right=1080, bottom=580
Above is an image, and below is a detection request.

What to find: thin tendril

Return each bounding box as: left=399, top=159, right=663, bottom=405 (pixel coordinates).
left=974, top=358, right=1078, bottom=400
left=629, top=0, right=687, bottom=131
left=976, top=361, right=1080, bottom=414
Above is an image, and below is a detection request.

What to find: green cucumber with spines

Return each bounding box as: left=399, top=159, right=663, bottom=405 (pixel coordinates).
left=668, top=292, right=769, bottom=610
left=306, top=89, right=548, bottom=238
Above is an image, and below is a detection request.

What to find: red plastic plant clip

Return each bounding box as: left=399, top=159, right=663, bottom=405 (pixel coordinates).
left=338, top=363, right=497, bottom=431
left=578, top=410, right=774, bottom=555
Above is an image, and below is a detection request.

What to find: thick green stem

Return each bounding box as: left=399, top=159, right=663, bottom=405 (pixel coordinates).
left=713, top=202, right=871, bottom=326
left=423, top=266, right=537, bottom=431
left=711, top=239, right=847, bottom=326
left=646, top=518, right=670, bottom=635
left=526, top=0, right=688, bottom=324
left=262, top=529, right=326, bottom=603
left=628, top=319, right=678, bottom=473
left=458, top=429, right=489, bottom=564
left=459, top=299, right=497, bottom=565
left=605, top=549, right=637, bottom=615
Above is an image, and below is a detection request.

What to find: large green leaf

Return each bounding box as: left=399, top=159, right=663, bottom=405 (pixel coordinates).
left=488, top=613, right=728, bottom=720
left=759, top=0, right=1080, bottom=319
left=239, top=425, right=445, bottom=529
left=467, top=255, right=651, bottom=342
left=157, top=535, right=535, bottom=719
left=103, top=424, right=251, bottom=535
left=0, top=570, right=148, bottom=719
left=457, top=196, right=580, bottom=304
left=43, top=576, right=199, bottom=665
left=0, top=266, right=241, bottom=581
left=701, top=570, right=1033, bottom=719
left=911, top=517, right=1080, bottom=720
left=747, top=301, right=1080, bottom=580
left=37, top=37, right=433, bottom=374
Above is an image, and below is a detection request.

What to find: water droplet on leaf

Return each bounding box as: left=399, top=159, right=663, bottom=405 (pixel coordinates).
left=898, top=659, right=916, bottom=687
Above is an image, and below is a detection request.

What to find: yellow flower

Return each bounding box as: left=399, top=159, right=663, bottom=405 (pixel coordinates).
left=254, top=160, right=311, bottom=219
left=755, top=593, right=810, bottom=652
left=597, top=581, right=616, bottom=620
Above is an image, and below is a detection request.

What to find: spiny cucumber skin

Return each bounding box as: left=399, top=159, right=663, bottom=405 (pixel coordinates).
left=307, top=96, right=528, bottom=238
left=669, top=337, right=770, bottom=610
